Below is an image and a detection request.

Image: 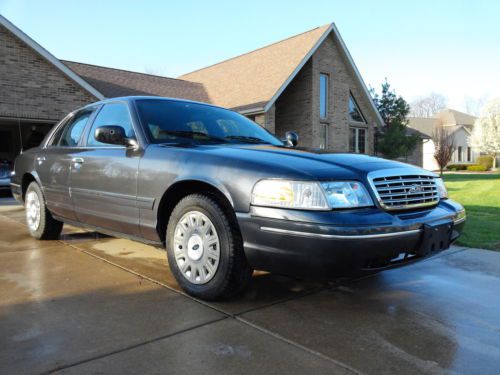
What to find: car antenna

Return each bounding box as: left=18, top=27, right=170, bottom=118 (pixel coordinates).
left=15, top=42, right=23, bottom=154
left=18, top=118, right=23, bottom=154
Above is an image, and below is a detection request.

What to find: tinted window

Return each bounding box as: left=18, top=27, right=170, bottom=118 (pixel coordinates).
left=136, top=99, right=282, bottom=146
left=87, top=103, right=135, bottom=147
left=56, top=111, right=92, bottom=147
left=320, top=73, right=329, bottom=119
left=348, top=93, right=366, bottom=123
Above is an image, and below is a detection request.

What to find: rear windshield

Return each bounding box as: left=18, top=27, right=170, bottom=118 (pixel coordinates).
left=136, top=99, right=282, bottom=146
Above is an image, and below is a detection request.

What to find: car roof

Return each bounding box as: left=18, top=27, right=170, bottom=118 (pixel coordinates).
left=83, top=96, right=222, bottom=111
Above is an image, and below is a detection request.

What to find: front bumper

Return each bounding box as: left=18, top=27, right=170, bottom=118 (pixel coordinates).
left=0, top=178, right=11, bottom=190
left=237, top=199, right=465, bottom=278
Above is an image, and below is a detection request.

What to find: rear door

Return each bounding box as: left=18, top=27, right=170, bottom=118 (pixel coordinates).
left=70, top=101, right=141, bottom=236
left=36, top=109, right=95, bottom=221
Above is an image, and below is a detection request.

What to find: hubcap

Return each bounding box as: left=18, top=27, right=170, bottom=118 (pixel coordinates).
left=173, top=210, right=220, bottom=285
left=25, top=191, right=41, bottom=231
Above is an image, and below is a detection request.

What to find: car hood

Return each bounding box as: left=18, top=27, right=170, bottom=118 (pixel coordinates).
left=163, top=143, right=429, bottom=178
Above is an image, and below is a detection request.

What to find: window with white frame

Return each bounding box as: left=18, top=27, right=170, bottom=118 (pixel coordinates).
left=349, top=127, right=366, bottom=153
left=319, top=73, right=329, bottom=120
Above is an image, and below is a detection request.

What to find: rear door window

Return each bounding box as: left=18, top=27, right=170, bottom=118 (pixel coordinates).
left=50, top=110, right=93, bottom=147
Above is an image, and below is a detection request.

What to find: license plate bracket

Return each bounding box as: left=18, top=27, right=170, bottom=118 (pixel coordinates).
left=417, top=222, right=453, bottom=256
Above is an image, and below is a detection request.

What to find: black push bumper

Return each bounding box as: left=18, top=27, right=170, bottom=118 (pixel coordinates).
left=237, top=200, right=465, bottom=278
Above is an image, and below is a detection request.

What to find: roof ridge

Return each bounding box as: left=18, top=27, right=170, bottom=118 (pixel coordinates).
left=62, top=60, right=197, bottom=84
left=179, top=23, right=331, bottom=77
left=437, top=108, right=476, bottom=117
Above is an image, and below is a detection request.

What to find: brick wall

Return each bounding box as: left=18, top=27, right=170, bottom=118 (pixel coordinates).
left=254, top=105, right=276, bottom=133
left=275, top=59, right=313, bottom=145
left=397, top=140, right=424, bottom=167
left=0, top=25, right=97, bottom=121
left=274, top=33, right=377, bottom=153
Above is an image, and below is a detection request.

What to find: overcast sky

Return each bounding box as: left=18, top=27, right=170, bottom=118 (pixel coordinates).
left=1, top=0, right=499, bottom=113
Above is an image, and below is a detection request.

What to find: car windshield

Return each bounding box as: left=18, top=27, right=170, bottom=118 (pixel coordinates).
left=136, top=99, right=283, bottom=146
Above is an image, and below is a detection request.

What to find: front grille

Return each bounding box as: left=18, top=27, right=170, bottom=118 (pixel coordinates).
left=371, top=174, right=439, bottom=210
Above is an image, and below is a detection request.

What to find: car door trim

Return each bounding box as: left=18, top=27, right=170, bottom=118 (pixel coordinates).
left=70, top=187, right=137, bottom=207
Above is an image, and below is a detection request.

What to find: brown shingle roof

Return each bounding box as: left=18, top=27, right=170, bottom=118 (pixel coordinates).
left=62, top=61, right=210, bottom=102
left=179, top=24, right=331, bottom=110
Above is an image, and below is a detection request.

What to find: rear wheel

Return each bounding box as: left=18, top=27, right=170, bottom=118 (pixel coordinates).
left=25, top=182, right=63, bottom=240
left=166, top=194, right=253, bottom=300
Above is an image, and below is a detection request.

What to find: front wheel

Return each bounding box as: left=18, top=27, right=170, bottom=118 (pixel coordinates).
left=166, top=194, right=253, bottom=300
left=25, top=182, right=63, bottom=240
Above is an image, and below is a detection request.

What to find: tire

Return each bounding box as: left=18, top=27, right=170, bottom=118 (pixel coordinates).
left=166, top=194, right=253, bottom=300
left=25, top=181, right=63, bottom=240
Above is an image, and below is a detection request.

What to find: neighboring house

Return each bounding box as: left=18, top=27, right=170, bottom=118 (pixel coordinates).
left=408, top=109, right=478, bottom=171
left=0, top=14, right=384, bottom=166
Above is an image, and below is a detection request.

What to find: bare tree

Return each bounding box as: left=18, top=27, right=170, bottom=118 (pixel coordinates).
left=464, top=95, right=488, bottom=117
left=432, top=126, right=455, bottom=176
left=410, top=93, right=448, bottom=117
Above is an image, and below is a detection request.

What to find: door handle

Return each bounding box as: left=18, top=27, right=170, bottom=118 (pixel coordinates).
left=71, top=157, right=84, bottom=164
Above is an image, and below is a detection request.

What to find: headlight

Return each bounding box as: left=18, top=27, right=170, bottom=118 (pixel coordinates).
left=251, top=180, right=328, bottom=210
left=435, top=178, right=448, bottom=199
left=251, top=179, right=373, bottom=210
left=321, top=181, right=373, bottom=208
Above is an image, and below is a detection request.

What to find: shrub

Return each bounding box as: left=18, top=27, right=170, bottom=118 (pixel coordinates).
left=447, top=164, right=468, bottom=170
left=477, top=155, right=493, bottom=170
left=467, top=165, right=487, bottom=171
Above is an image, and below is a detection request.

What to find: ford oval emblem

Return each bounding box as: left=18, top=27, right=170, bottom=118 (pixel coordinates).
left=408, top=184, right=422, bottom=193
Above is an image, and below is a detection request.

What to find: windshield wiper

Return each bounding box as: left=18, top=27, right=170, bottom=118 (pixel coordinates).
left=157, top=130, right=227, bottom=143
left=224, top=135, right=271, bottom=144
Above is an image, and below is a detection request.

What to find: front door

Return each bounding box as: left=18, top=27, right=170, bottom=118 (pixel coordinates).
left=36, top=109, right=94, bottom=221
left=70, top=102, right=141, bottom=236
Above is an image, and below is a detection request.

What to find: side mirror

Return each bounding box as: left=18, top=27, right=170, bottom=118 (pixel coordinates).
left=285, top=131, right=299, bottom=147
left=94, top=126, right=137, bottom=148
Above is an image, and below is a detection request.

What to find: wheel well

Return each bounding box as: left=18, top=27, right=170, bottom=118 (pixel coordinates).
left=156, top=180, right=235, bottom=244
left=21, top=173, right=36, bottom=201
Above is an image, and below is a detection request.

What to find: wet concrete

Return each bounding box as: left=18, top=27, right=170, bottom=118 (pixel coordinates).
left=1, top=202, right=499, bottom=374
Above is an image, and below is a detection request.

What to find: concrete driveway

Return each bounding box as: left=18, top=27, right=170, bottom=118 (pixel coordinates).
left=1, top=198, right=499, bottom=374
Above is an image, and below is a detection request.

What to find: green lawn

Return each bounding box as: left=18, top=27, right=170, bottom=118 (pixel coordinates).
left=444, top=173, right=500, bottom=250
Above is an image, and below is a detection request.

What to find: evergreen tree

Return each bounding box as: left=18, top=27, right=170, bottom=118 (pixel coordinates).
left=371, top=79, right=419, bottom=159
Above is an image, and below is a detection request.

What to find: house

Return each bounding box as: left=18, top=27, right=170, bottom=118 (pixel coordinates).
left=408, top=109, right=478, bottom=171
left=0, top=14, right=384, bottom=166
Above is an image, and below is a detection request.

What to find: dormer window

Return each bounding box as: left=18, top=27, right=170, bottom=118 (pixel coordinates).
left=348, top=92, right=366, bottom=123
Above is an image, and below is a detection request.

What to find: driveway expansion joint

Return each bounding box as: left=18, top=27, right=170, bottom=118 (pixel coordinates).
left=42, top=316, right=230, bottom=374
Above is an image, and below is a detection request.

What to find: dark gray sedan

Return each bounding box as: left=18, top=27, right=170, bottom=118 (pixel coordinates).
left=11, top=97, right=466, bottom=300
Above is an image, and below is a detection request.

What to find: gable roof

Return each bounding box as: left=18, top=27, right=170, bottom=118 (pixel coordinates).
left=407, top=117, right=440, bottom=136
left=408, top=108, right=477, bottom=137
left=406, top=126, right=432, bottom=140
left=62, top=61, right=209, bottom=102
left=436, top=109, right=476, bottom=126
left=180, top=24, right=330, bottom=111
left=180, top=23, right=384, bottom=126
left=0, top=15, right=104, bottom=100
